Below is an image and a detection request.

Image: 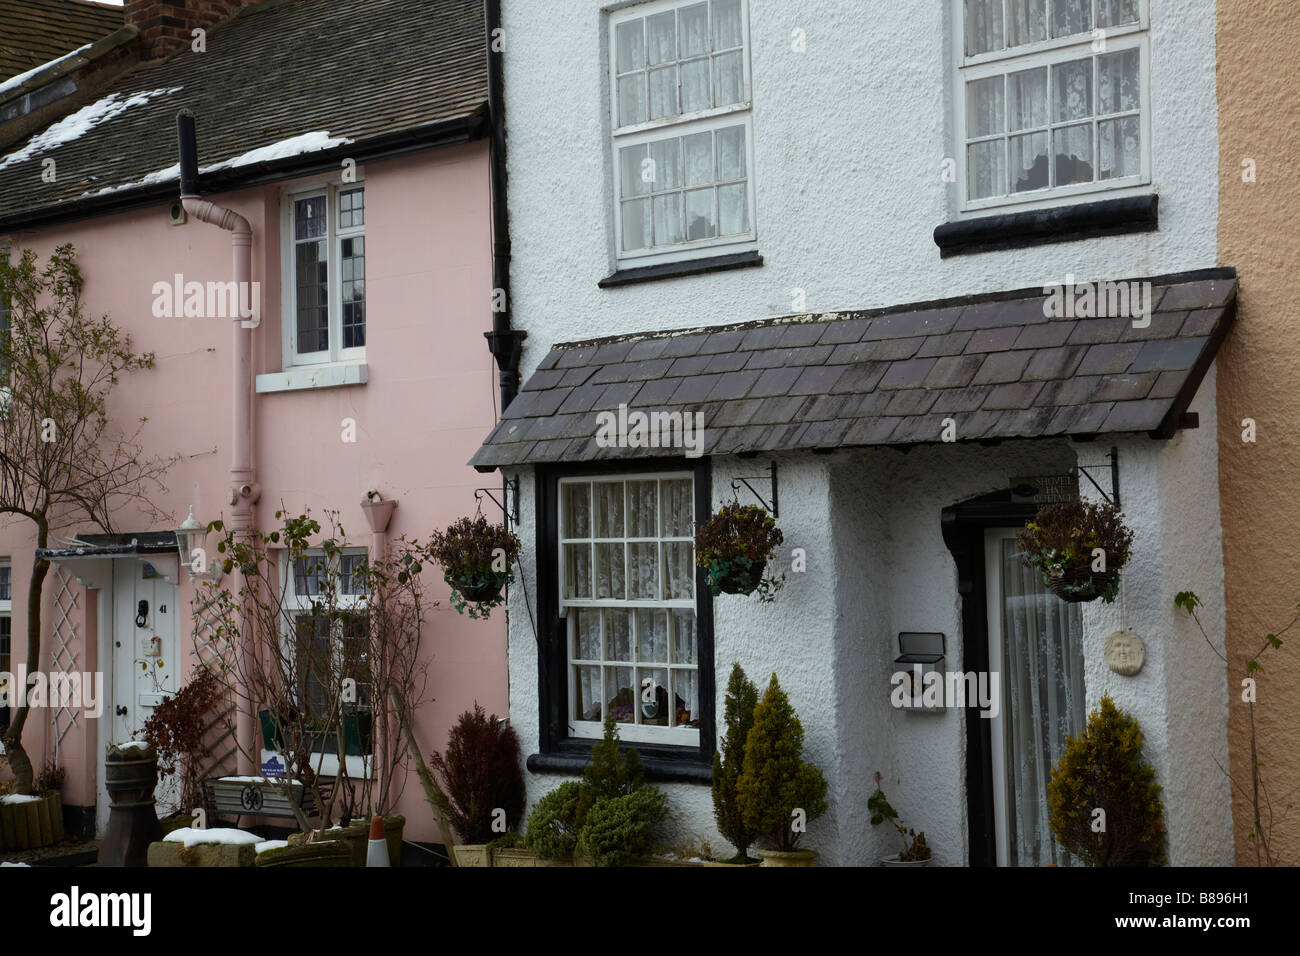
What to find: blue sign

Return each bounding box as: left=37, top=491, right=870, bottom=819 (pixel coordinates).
left=261, top=755, right=286, bottom=779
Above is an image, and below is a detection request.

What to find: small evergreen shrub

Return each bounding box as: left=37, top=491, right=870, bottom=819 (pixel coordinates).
left=711, top=662, right=760, bottom=862
left=1048, top=694, right=1166, bottom=866
left=576, top=787, right=668, bottom=867
left=525, top=780, right=587, bottom=861
left=695, top=502, right=784, bottom=600
left=430, top=704, right=526, bottom=844
left=735, top=674, right=828, bottom=852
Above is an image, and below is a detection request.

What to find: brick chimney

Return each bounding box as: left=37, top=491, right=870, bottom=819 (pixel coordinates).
left=125, top=1, right=259, bottom=59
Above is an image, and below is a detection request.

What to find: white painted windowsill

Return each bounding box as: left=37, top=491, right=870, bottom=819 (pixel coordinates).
left=255, top=362, right=368, bottom=394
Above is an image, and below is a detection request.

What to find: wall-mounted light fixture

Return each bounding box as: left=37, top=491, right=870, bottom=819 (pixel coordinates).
left=176, top=505, right=221, bottom=583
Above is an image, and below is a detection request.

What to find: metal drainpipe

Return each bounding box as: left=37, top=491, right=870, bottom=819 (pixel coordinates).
left=177, top=109, right=261, bottom=774
left=484, top=0, right=525, bottom=411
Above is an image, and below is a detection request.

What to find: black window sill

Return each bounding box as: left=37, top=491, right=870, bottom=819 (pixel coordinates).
left=527, top=750, right=712, bottom=784
left=599, top=250, right=763, bottom=288
left=933, top=194, right=1158, bottom=258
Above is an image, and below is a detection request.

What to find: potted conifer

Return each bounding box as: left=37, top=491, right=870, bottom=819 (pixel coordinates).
left=430, top=515, right=520, bottom=619
left=694, top=502, right=784, bottom=601
left=710, top=663, right=761, bottom=865
left=735, top=674, right=827, bottom=866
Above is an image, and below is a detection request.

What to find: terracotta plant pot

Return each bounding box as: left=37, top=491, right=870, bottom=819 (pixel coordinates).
left=881, top=854, right=932, bottom=867
left=757, top=848, right=818, bottom=867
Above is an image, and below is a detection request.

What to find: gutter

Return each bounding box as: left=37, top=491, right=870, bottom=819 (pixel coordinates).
left=484, top=0, right=525, bottom=411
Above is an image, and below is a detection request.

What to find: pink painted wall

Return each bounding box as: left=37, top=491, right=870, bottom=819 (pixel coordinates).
left=0, top=140, right=507, bottom=844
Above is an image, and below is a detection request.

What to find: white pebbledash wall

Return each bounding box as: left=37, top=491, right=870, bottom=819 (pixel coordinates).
left=500, top=0, right=1231, bottom=865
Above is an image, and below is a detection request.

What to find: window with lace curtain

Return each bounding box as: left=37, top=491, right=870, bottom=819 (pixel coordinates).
left=560, top=474, right=699, bottom=745
left=956, top=0, right=1150, bottom=211
left=608, top=0, right=757, bottom=267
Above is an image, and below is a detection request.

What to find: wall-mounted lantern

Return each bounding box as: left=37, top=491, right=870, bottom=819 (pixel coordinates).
left=894, top=632, right=946, bottom=713
left=175, top=505, right=221, bottom=584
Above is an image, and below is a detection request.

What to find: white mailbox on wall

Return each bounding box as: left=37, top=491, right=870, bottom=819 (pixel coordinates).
left=894, top=632, right=946, bottom=713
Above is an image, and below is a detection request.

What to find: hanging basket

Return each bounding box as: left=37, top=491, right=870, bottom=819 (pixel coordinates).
left=704, top=557, right=766, bottom=596
left=1044, top=566, right=1122, bottom=604
left=448, top=570, right=509, bottom=605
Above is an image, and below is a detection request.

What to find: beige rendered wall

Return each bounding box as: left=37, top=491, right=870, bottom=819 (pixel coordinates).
left=1217, top=0, right=1300, bottom=865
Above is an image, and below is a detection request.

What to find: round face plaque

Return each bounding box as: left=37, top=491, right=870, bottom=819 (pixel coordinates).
left=1104, top=629, right=1145, bottom=676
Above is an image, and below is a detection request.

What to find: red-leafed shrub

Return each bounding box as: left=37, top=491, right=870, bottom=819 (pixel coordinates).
left=141, top=667, right=227, bottom=812
left=430, top=704, right=525, bottom=845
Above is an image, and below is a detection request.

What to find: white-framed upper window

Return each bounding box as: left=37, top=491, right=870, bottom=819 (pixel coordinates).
left=560, top=474, right=699, bottom=746
left=609, top=0, right=757, bottom=266
left=955, top=0, right=1150, bottom=212
left=281, top=179, right=366, bottom=366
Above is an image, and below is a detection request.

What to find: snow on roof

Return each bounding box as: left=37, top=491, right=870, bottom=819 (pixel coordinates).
left=0, top=86, right=182, bottom=172
left=74, top=131, right=354, bottom=199
left=163, top=827, right=263, bottom=848
left=0, top=44, right=92, bottom=100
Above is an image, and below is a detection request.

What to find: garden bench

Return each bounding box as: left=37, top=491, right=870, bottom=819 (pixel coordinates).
left=201, top=776, right=333, bottom=826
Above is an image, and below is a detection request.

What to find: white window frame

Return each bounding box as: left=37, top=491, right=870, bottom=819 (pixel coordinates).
left=559, top=472, right=700, bottom=746
left=279, top=548, right=371, bottom=775
left=953, top=0, right=1152, bottom=215
left=608, top=0, right=758, bottom=267
left=280, top=175, right=367, bottom=368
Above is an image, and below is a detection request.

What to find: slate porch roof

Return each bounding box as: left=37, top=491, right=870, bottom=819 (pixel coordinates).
left=0, top=0, right=487, bottom=228
left=470, top=269, right=1237, bottom=471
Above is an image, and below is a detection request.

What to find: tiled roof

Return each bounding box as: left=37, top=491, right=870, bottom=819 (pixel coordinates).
left=0, top=0, right=122, bottom=81
left=0, top=0, right=487, bottom=225
left=470, top=270, right=1237, bottom=470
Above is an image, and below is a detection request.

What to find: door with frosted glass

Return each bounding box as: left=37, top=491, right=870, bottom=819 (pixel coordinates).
left=983, top=528, right=1086, bottom=866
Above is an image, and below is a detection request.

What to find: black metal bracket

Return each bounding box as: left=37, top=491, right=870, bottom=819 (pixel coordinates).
left=475, top=476, right=519, bottom=525
left=731, top=462, right=779, bottom=518
left=1071, top=445, right=1120, bottom=510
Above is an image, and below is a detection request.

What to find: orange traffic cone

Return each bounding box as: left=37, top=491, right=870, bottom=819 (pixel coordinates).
left=366, top=815, right=390, bottom=867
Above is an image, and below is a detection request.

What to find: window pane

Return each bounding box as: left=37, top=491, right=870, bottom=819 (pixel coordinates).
left=712, top=50, right=743, bottom=107
left=606, top=666, right=635, bottom=724
left=713, top=0, right=743, bottom=50
left=341, top=235, right=365, bottom=350
left=683, top=131, right=713, bottom=185
left=672, top=669, right=699, bottom=726
left=1097, top=0, right=1139, bottom=27
left=564, top=543, right=592, bottom=599
left=1050, top=0, right=1091, bottom=38
left=716, top=125, right=746, bottom=179
left=341, top=553, right=367, bottom=595
left=967, top=76, right=1004, bottom=138
left=595, top=543, right=626, bottom=599
left=662, top=542, right=695, bottom=599
left=575, top=665, right=601, bottom=721
left=338, top=187, right=364, bottom=229
left=1052, top=58, right=1093, bottom=122
left=639, top=667, right=669, bottom=725
left=294, top=556, right=326, bottom=596
left=1008, top=0, right=1047, bottom=46
left=622, top=199, right=652, bottom=251
left=685, top=188, right=717, bottom=240
left=654, top=195, right=684, bottom=245
left=595, top=483, right=624, bottom=536
left=637, top=609, right=669, bottom=662
left=0, top=566, right=10, bottom=601
left=294, top=196, right=325, bottom=240
left=629, top=543, right=659, bottom=599
left=604, top=609, right=632, bottom=661
left=295, top=240, right=328, bottom=353
left=1010, top=132, right=1050, bottom=191
left=1054, top=124, right=1094, bottom=185
left=966, top=0, right=1004, bottom=55
left=647, top=10, right=676, bottom=65
left=1099, top=115, right=1140, bottom=179
left=967, top=140, right=1006, bottom=200
left=661, top=480, right=693, bottom=536
left=650, top=138, right=682, bottom=189
left=679, top=2, right=710, bottom=57
left=1098, top=49, right=1140, bottom=114
left=672, top=610, right=697, bottom=663
left=618, top=74, right=647, bottom=126
left=620, top=144, right=650, bottom=198
left=563, top=483, right=592, bottom=538
left=574, top=608, right=601, bottom=659
left=627, top=481, right=658, bottom=536
left=1008, top=68, right=1048, bottom=131
left=681, top=58, right=711, bottom=112
left=718, top=183, right=748, bottom=235
left=649, top=65, right=678, bottom=120
left=616, top=19, right=644, bottom=73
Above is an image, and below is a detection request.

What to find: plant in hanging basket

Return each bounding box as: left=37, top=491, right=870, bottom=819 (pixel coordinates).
left=430, top=515, right=521, bottom=619
left=695, top=502, right=784, bottom=601
left=1016, top=499, right=1134, bottom=603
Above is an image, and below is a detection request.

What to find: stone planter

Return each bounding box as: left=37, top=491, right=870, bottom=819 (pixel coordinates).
left=452, top=844, right=493, bottom=867
left=288, top=813, right=404, bottom=867
left=147, top=840, right=256, bottom=867
left=483, top=846, right=754, bottom=867
left=491, top=847, right=574, bottom=867
left=0, top=791, right=63, bottom=851
left=881, top=854, right=932, bottom=867
left=158, top=813, right=193, bottom=837
left=757, top=848, right=818, bottom=867
left=255, top=840, right=352, bottom=867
